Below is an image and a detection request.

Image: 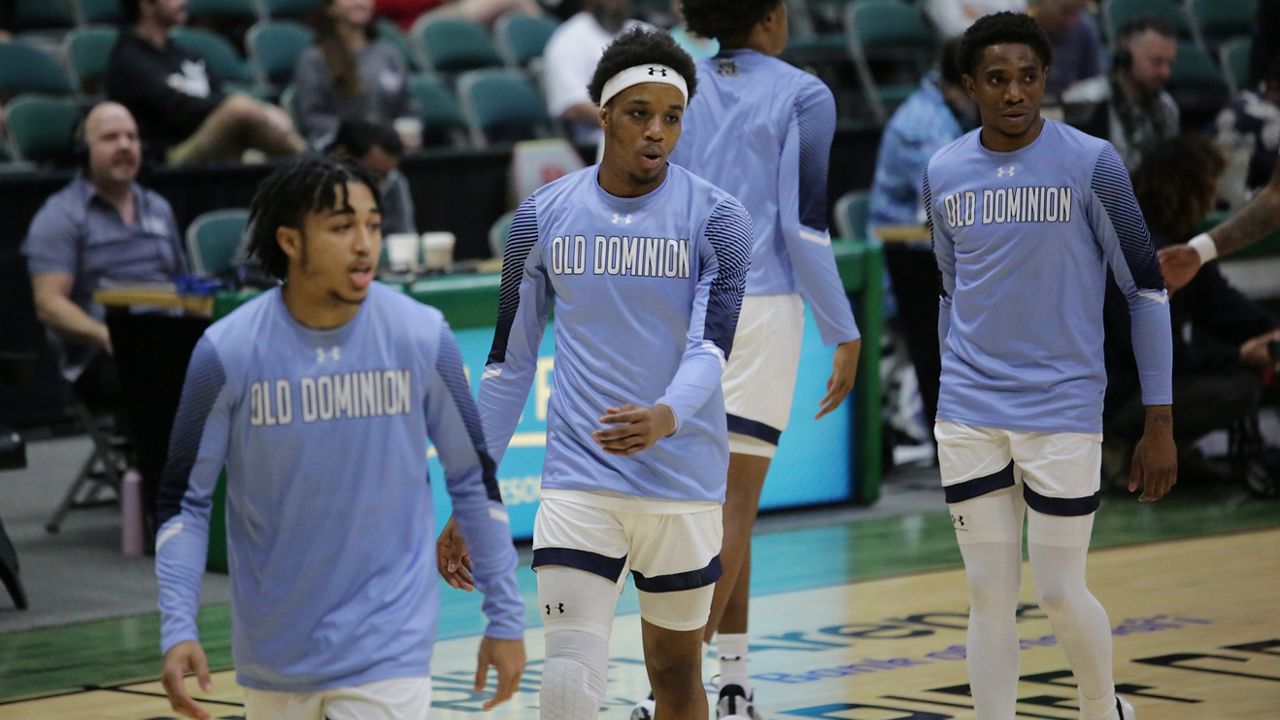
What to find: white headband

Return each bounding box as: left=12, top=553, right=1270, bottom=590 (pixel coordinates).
left=598, top=64, right=688, bottom=108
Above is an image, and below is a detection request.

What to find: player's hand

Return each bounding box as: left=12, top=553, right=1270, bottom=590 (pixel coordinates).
left=1129, top=407, right=1177, bottom=501
left=475, top=636, right=525, bottom=710
left=161, top=640, right=213, bottom=720
left=817, top=339, right=861, bottom=420
left=436, top=516, right=475, bottom=592
left=592, top=403, right=677, bottom=456
left=1158, top=244, right=1203, bottom=294
left=1239, top=329, right=1280, bottom=371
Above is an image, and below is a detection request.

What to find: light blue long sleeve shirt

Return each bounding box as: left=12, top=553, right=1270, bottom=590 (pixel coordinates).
left=925, top=120, right=1173, bottom=434
left=479, top=164, right=752, bottom=503
left=669, top=49, right=859, bottom=347
left=155, top=284, right=522, bottom=692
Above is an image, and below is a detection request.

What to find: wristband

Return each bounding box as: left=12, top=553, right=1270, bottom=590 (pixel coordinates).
left=1188, top=233, right=1218, bottom=264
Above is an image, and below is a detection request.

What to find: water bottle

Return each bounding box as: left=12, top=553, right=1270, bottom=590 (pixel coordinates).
left=121, top=469, right=144, bottom=557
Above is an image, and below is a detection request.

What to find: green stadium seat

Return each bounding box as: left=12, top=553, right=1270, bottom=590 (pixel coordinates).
left=0, top=42, right=73, bottom=98
left=77, top=0, right=125, bottom=25
left=186, top=0, right=260, bottom=23
left=1219, top=37, right=1252, bottom=95
left=1170, top=40, right=1230, bottom=111
left=1102, top=0, right=1194, bottom=41
left=376, top=18, right=420, bottom=71
left=246, top=20, right=314, bottom=89
left=410, top=16, right=504, bottom=74
left=65, top=26, right=119, bottom=97
left=456, top=69, right=550, bottom=147
left=261, top=0, right=323, bottom=20
left=172, top=27, right=256, bottom=85
left=494, top=13, right=559, bottom=67
left=845, top=0, right=938, bottom=123
left=834, top=191, right=871, bottom=242
left=186, top=209, right=251, bottom=277
left=407, top=73, right=470, bottom=146
left=1187, top=0, right=1256, bottom=49
left=11, top=0, right=75, bottom=32
left=4, top=95, right=81, bottom=164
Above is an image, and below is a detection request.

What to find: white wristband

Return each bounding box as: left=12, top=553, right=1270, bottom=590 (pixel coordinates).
left=1188, top=233, right=1218, bottom=264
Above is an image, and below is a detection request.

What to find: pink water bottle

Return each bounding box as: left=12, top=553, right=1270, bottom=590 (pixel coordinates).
left=121, top=469, right=144, bottom=556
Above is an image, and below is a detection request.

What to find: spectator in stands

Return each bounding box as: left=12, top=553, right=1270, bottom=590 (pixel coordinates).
left=327, top=118, right=418, bottom=235
left=1027, top=0, right=1103, bottom=101
left=925, top=0, right=1027, bottom=39
left=295, top=0, right=420, bottom=150
left=374, top=0, right=543, bottom=31
left=108, top=0, right=306, bottom=165
left=1082, top=16, right=1179, bottom=170
left=668, top=0, right=717, bottom=61
left=867, top=40, right=976, bottom=235
left=1213, top=56, right=1280, bottom=207
left=21, top=102, right=186, bottom=411
left=543, top=0, right=637, bottom=145
left=1103, top=135, right=1280, bottom=484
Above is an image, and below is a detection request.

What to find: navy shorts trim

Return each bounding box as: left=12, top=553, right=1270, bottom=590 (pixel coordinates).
left=632, top=555, right=723, bottom=593
left=532, top=548, right=627, bottom=583
left=1023, top=485, right=1101, bottom=516
left=943, top=461, right=1016, bottom=504
left=727, top=414, right=782, bottom=445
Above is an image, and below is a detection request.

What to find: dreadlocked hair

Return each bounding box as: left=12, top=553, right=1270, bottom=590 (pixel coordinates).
left=588, top=27, right=698, bottom=106
left=247, top=155, right=382, bottom=279
left=680, top=0, right=782, bottom=43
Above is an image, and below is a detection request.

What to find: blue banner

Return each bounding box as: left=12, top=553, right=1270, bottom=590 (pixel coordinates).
left=429, top=306, right=855, bottom=540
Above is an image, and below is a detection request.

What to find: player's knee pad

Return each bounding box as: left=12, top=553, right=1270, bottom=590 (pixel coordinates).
left=541, top=631, right=608, bottom=720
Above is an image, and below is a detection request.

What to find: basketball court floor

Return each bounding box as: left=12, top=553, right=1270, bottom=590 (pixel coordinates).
left=2, top=486, right=1278, bottom=719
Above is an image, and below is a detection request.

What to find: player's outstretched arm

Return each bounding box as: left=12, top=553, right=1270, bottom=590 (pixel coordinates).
left=1129, top=405, right=1177, bottom=501
left=155, top=337, right=232, bottom=716
left=161, top=640, right=213, bottom=720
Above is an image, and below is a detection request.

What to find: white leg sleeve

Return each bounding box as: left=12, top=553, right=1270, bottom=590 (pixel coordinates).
left=538, top=566, right=619, bottom=720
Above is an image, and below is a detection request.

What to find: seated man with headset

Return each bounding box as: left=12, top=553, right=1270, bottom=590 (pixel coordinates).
left=21, top=101, right=187, bottom=413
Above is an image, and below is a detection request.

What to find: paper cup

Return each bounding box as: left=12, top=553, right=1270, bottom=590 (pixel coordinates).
left=385, top=233, right=420, bottom=272
left=422, top=231, right=456, bottom=270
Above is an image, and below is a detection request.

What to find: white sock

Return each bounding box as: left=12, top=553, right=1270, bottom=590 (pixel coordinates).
left=959, top=541, right=1023, bottom=717
left=717, top=633, right=750, bottom=694
left=1028, top=539, right=1116, bottom=720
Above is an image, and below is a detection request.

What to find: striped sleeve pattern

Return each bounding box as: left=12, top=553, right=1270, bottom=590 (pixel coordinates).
left=1091, top=144, right=1164, bottom=292
left=487, top=196, right=541, bottom=365
left=435, top=327, right=502, bottom=503
left=702, top=197, right=753, bottom=359
left=156, top=337, right=227, bottom=529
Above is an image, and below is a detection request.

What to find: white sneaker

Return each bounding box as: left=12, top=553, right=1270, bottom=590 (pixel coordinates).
left=717, top=684, right=764, bottom=720
left=629, top=694, right=655, bottom=720
left=1117, top=696, right=1135, bottom=720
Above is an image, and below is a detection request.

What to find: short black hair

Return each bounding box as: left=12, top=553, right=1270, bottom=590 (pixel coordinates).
left=957, top=12, right=1053, bottom=77
left=246, top=155, right=382, bottom=280
left=588, top=27, right=698, bottom=107
left=940, top=38, right=964, bottom=86
left=326, top=118, right=403, bottom=158
left=680, top=0, right=782, bottom=43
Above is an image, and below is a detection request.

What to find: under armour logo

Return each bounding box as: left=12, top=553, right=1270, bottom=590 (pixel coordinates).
left=951, top=513, right=967, bottom=530
left=315, top=346, right=341, bottom=363
left=544, top=603, right=565, bottom=615
left=648, top=66, right=667, bottom=77
left=716, top=59, right=737, bottom=76
left=996, top=165, right=1016, bottom=178
left=612, top=213, right=633, bottom=225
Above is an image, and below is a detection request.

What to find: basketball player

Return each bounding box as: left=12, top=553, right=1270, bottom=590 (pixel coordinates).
left=445, top=27, right=752, bottom=720
left=925, top=14, right=1176, bottom=719
left=154, top=156, right=524, bottom=720
left=663, top=1, right=862, bottom=716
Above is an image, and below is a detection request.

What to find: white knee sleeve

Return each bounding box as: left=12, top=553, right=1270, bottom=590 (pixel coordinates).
left=538, top=567, right=618, bottom=720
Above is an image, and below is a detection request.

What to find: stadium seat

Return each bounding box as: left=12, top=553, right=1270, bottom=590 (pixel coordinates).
left=488, top=209, right=514, bottom=258
left=845, top=0, right=938, bottom=123
left=408, top=73, right=471, bottom=146
left=0, top=42, right=74, bottom=98
left=410, top=16, right=504, bottom=74
left=1101, top=0, right=1195, bottom=42
left=186, top=209, right=251, bottom=277
left=65, top=26, right=119, bottom=97
left=246, top=20, right=314, bottom=90
left=457, top=69, right=551, bottom=147
left=834, top=191, right=871, bottom=241
left=4, top=95, right=81, bottom=164
left=494, top=13, right=559, bottom=67
left=185, top=0, right=260, bottom=23
left=376, top=18, right=420, bottom=71
left=1169, top=40, right=1230, bottom=112
left=1187, top=0, right=1256, bottom=49
left=260, top=0, right=323, bottom=20
left=77, top=0, right=125, bottom=25
left=10, top=0, right=76, bottom=33
left=1219, top=37, right=1253, bottom=95
left=172, top=26, right=256, bottom=86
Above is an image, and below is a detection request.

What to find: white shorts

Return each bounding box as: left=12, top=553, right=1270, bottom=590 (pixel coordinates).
left=722, top=293, right=804, bottom=458
left=243, top=676, right=431, bottom=720
left=934, top=420, right=1103, bottom=517
left=532, top=490, right=722, bottom=631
